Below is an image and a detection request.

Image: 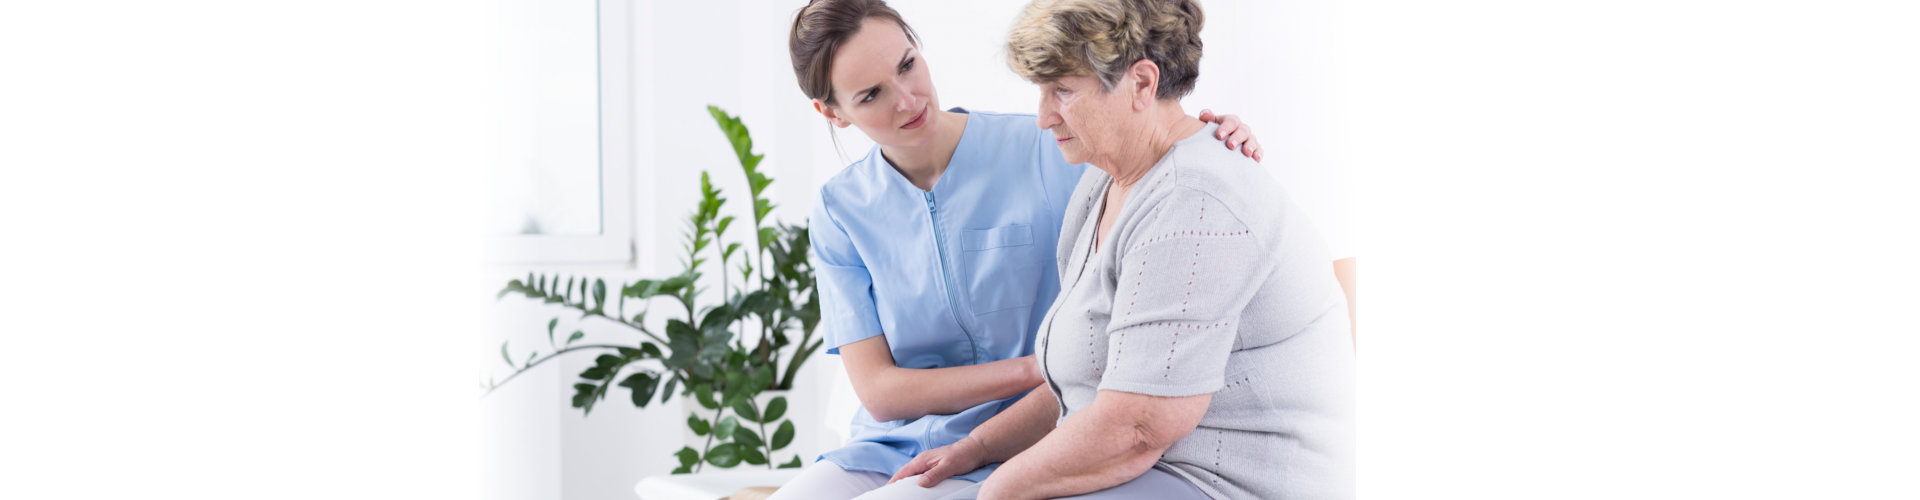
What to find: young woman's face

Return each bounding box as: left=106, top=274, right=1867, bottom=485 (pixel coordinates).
left=818, top=18, right=942, bottom=148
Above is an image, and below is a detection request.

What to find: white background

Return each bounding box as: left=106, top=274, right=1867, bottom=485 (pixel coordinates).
left=4, top=1, right=1917, bottom=499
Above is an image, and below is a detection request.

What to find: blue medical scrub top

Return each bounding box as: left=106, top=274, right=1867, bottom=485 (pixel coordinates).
left=808, top=109, right=1087, bottom=482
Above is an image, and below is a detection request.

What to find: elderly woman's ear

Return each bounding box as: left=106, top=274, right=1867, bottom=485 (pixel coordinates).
left=1125, top=58, right=1161, bottom=110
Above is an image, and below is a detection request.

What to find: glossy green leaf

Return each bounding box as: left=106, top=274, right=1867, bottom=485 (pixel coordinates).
left=496, top=279, right=523, bottom=300
left=675, top=446, right=699, bottom=469
left=778, top=455, right=802, bottom=469
left=722, top=371, right=751, bottom=407
left=500, top=341, right=512, bottom=367
left=715, top=416, right=739, bottom=441
left=619, top=372, right=658, bottom=408
left=570, top=383, right=598, bottom=410
left=693, top=383, right=720, bottom=410
left=731, top=396, right=760, bottom=423
left=771, top=420, right=794, bottom=450
left=749, top=365, right=774, bottom=393
left=762, top=396, right=787, bottom=423
left=566, top=330, right=584, bottom=346
left=740, top=446, right=768, bottom=466
left=546, top=318, right=559, bottom=346
left=704, top=442, right=742, bottom=468
left=732, top=426, right=763, bottom=449
left=756, top=201, right=775, bottom=226
left=687, top=414, right=711, bottom=436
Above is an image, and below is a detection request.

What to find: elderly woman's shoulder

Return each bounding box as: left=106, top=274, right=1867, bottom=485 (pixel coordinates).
left=1139, top=132, right=1295, bottom=235
left=1164, top=133, right=1284, bottom=202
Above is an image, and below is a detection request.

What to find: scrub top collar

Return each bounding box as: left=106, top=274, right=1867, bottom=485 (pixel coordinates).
left=874, top=108, right=980, bottom=198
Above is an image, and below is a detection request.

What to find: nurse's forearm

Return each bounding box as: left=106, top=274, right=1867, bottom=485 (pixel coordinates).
left=865, top=356, right=1041, bottom=421
left=965, top=381, right=1058, bottom=464
left=839, top=335, right=1042, bottom=421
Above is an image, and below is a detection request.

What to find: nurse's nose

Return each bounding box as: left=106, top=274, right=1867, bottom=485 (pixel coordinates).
left=895, top=85, right=920, bottom=113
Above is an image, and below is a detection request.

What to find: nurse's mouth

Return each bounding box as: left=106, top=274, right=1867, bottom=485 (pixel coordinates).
left=900, top=106, right=929, bottom=130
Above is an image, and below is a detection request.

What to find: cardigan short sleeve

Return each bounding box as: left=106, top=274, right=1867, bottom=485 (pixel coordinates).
left=1097, top=186, right=1275, bottom=397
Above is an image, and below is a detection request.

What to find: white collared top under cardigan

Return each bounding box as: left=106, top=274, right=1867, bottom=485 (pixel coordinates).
left=1035, top=122, right=1356, bottom=500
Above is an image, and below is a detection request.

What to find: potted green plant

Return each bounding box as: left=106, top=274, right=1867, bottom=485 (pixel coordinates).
left=487, top=106, right=822, bottom=473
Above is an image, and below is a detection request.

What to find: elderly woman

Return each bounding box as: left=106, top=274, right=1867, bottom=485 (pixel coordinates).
left=887, top=0, right=1353, bottom=498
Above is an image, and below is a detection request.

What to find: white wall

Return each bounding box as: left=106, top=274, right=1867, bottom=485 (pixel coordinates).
left=483, top=1, right=1349, bottom=499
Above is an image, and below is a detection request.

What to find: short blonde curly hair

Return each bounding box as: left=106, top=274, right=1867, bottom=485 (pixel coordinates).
left=1005, top=0, right=1205, bottom=99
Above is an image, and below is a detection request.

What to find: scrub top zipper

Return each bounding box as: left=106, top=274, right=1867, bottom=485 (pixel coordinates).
left=925, top=191, right=981, bottom=365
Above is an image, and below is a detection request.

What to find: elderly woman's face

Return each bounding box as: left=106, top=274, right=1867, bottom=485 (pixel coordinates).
left=821, top=18, right=942, bottom=148
left=1035, top=74, right=1129, bottom=165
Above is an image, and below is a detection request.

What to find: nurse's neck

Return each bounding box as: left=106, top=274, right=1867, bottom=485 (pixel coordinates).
left=879, top=110, right=968, bottom=192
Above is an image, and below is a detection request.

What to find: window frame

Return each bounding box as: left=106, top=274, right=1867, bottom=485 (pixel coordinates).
left=490, top=0, right=634, bottom=265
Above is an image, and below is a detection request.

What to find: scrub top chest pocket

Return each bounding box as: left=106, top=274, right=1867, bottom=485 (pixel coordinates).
left=960, top=223, right=1043, bottom=315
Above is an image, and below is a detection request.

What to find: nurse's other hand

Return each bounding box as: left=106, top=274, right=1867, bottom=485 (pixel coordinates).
left=889, top=435, right=989, bottom=487
left=1198, top=109, right=1263, bottom=162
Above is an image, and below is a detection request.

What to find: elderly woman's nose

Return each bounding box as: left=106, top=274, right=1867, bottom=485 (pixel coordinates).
left=1036, top=100, right=1061, bottom=129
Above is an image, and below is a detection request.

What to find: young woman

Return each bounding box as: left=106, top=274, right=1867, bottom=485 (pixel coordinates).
left=773, top=1, right=1259, bottom=498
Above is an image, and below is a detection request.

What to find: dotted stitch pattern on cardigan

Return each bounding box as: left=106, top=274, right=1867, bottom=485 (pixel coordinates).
left=1126, top=230, right=1253, bottom=254
left=1213, top=373, right=1255, bottom=481
left=1088, top=311, right=1100, bottom=378
left=1145, top=321, right=1229, bottom=378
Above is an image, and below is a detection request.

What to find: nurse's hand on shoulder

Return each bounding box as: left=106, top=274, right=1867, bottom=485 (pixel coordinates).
left=1199, top=108, right=1263, bottom=163
left=889, top=435, right=990, bottom=488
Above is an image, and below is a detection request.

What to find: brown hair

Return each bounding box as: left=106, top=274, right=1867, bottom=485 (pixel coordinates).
left=1006, top=0, right=1204, bottom=99
left=789, top=0, right=921, bottom=106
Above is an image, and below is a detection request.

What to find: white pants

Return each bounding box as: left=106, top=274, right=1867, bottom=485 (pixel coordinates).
left=764, top=460, right=977, bottom=500
left=765, top=461, right=1210, bottom=500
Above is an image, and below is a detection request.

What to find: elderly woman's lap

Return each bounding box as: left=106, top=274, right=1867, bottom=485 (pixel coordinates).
left=929, top=466, right=1208, bottom=500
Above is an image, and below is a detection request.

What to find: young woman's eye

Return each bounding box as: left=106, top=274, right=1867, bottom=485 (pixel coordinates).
left=899, top=57, right=915, bottom=73
left=861, top=88, right=880, bottom=104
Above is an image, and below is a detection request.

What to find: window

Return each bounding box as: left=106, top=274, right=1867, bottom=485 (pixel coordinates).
left=490, top=0, right=633, bottom=264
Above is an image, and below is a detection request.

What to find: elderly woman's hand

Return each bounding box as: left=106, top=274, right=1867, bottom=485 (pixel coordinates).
left=888, top=435, right=991, bottom=488
left=1199, top=108, right=1263, bottom=162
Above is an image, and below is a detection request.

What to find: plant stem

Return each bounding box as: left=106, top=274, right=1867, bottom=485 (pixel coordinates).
left=752, top=398, right=772, bottom=469
left=697, top=404, right=721, bottom=473
left=527, top=293, right=668, bottom=346
left=483, top=344, right=644, bottom=397
left=779, top=328, right=815, bottom=389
